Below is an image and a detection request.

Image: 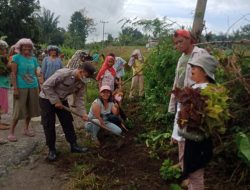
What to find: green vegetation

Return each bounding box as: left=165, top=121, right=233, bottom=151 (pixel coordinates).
left=160, top=159, right=181, bottom=181
left=1, top=1, right=250, bottom=188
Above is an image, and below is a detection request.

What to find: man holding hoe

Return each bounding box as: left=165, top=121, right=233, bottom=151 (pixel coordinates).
left=39, top=62, right=96, bottom=161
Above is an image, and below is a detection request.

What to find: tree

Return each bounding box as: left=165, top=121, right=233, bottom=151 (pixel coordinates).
left=67, top=9, right=95, bottom=49
left=107, top=34, right=114, bottom=43
left=37, top=8, right=60, bottom=44
left=49, top=27, right=66, bottom=46
left=120, top=17, right=172, bottom=39
left=134, top=18, right=172, bottom=38
left=0, top=0, right=40, bottom=44
left=118, top=26, right=146, bottom=45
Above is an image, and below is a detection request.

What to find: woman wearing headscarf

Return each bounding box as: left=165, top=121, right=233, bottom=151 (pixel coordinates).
left=41, top=45, right=63, bottom=82
left=128, top=49, right=144, bottom=99
left=96, top=56, right=116, bottom=91
left=67, top=50, right=88, bottom=69
left=0, top=40, right=11, bottom=138
left=8, top=38, right=40, bottom=142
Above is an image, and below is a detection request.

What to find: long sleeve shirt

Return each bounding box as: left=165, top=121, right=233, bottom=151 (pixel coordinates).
left=40, top=68, right=86, bottom=115
left=168, top=46, right=209, bottom=113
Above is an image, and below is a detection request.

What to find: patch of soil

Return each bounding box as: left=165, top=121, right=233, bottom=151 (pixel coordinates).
left=56, top=101, right=170, bottom=190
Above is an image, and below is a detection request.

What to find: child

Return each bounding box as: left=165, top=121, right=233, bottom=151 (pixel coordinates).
left=178, top=55, right=218, bottom=190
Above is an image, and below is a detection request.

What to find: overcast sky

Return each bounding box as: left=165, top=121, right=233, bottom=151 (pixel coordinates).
left=39, top=0, right=250, bottom=42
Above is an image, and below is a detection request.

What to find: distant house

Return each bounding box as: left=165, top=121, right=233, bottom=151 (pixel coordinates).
left=146, top=37, right=159, bottom=49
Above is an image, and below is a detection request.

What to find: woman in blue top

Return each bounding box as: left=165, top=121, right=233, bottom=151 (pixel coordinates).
left=8, top=38, right=40, bottom=142
left=41, top=45, right=63, bottom=82
left=85, top=85, right=122, bottom=147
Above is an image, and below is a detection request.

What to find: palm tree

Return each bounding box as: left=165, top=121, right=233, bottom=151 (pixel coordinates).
left=37, top=8, right=60, bottom=44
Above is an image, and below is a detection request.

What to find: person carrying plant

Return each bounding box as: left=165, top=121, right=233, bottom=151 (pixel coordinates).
left=0, top=40, right=11, bottom=144
left=41, top=45, right=63, bottom=83
left=128, top=49, right=145, bottom=99
left=169, top=30, right=209, bottom=169
left=8, top=38, right=41, bottom=142
left=172, top=55, right=230, bottom=190
left=39, top=62, right=96, bottom=161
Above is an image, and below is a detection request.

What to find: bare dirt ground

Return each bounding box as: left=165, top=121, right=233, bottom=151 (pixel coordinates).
left=0, top=92, right=170, bottom=190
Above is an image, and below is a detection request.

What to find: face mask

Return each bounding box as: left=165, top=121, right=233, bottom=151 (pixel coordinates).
left=115, top=95, right=122, bottom=102
left=80, top=76, right=89, bottom=84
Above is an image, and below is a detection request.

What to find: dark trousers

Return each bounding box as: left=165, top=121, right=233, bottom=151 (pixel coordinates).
left=39, top=98, right=77, bottom=150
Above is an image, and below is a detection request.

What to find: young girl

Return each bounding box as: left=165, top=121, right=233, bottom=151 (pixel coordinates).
left=96, top=56, right=116, bottom=91
left=179, top=55, right=218, bottom=190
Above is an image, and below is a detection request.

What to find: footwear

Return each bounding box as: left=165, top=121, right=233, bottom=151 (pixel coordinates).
left=71, top=143, right=88, bottom=153
left=47, top=150, right=57, bottom=161
left=7, top=134, right=17, bottom=142
left=23, top=129, right=35, bottom=137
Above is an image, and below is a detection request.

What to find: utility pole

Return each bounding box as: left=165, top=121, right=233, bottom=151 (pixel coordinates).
left=191, top=0, right=208, bottom=42
left=100, top=20, right=109, bottom=49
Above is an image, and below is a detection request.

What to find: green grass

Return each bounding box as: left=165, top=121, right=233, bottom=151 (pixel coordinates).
left=85, top=81, right=99, bottom=111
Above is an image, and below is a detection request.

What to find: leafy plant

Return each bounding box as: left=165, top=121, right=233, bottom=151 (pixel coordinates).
left=170, top=183, right=182, bottom=190
left=0, top=56, right=11, bottom=75
left=201, top=84, right=231, bottom=135
left=138, top=130, right=172, bottom=159
left=172, top=84, right=230, bottom=138
left=160, top=159, right=181, bottom=181
left=235, top=132, right=250, bottom=165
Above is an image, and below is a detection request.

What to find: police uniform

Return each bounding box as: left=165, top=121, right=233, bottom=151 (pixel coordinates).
left=39, top=68, right=86, bottom=151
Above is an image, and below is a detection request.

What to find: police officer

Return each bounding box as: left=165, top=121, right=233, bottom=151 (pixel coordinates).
left=39, top=62, right=96, bottom=161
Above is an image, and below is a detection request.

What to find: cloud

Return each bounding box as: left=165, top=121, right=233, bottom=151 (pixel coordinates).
left=39, top=0, right=250, bottom=42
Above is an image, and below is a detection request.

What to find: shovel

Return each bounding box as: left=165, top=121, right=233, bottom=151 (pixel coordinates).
left=63, top=106, right=125, bottom=138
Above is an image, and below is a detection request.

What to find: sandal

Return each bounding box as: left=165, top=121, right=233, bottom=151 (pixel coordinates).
left=7, top=134, right=17, bottom=142
left=23, top=129, right=35, bottom=137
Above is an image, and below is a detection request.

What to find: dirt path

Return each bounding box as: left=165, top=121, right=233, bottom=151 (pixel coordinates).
left=0, top=154, right=67, bottom=190
left=0, top=126, right=70, bottom=190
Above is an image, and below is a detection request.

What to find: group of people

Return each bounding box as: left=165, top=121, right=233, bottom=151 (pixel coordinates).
left=0, top=28, right=220, bottom=190
left=169, top=29, right=219, bottom=190
left=0, top=38, right=144, bottom=161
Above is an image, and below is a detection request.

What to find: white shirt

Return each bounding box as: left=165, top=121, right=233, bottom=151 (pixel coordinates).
left=171, top=83, right=208, bottom=141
